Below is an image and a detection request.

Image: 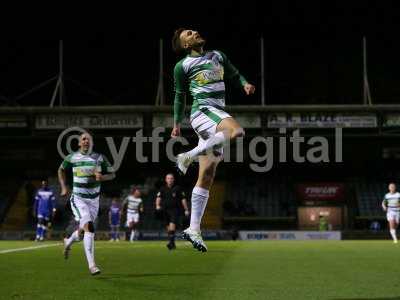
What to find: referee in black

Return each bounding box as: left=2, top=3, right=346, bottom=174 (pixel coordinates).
left=155, top=173, right=189, bottom=250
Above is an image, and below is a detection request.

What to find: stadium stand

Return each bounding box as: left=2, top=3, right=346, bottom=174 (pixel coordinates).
left=355, top=180, right=386, bottom=217
left=0, top=178, right=23, bottom=225
left=225, top=176, right=296, bottom=218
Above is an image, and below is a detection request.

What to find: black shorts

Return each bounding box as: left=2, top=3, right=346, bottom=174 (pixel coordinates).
left=163, top=209, right=179, bottom=225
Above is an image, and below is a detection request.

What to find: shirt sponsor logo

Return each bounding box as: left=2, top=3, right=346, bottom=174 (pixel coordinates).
left=194, top=69, right=224, bottom=85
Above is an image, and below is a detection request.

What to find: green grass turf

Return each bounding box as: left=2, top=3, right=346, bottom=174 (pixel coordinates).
left=0, top=240, right=400, bottom=300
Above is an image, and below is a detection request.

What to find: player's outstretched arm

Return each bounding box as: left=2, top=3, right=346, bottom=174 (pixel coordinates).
left=171, top=124, right=181, bottom=138
left=382, top=199, right=387, bottom=211
left=182, top=198, right=189, bottom=216
left=219, top=50, right=255, bottom=96
left=95, top=172, right=116, bottom=182
left=122, top=198, right=127, bottom=214
left=33, top=193, right=39, bottom=218
left=155, top=195, right=162, bottom=210
left=180, top=189, right=189, bottom=216
left=59, top=155, right=72, bottom=196
left=96, top=155, right=116, bottom=181
left=171, top=62, right=186, bottom=138
left=156, top=192, right=161, bottom=210
left=58, top=168, right=69, bottom=196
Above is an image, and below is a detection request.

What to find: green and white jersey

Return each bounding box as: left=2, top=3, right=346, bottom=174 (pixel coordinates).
left=123, top=195, right=142, bottom=213
left=59, top=151, right=114, bottom=202
left=383, top=192, right=400, bottom=212
left=173, top=50, right=247, bottom=123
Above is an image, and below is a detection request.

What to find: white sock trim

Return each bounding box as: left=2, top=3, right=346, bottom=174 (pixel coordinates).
left=66, top=230, right=80, bottom=248
left=390, top=229, right=397, bottom=240
left=193, top=186, right=209, bottom=198
left=189, top=187, right=210, bottom=232
left=187, top=131, right=227, bottom=159
left=73, top=230, right=80, bottom=242
left=84, top=232, right=95, bottom=268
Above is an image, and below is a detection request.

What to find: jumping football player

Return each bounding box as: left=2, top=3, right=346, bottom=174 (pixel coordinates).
left=171, top=29, right=255, bottom=251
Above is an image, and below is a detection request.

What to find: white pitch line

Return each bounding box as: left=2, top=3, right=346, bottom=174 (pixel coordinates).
left=0, top=243, right=61, bottom=254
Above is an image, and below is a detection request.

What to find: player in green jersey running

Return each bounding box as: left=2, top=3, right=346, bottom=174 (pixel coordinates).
left=58, top=131, right=115, bottom=275
left=171, top=28, right=255, bottom=252
left=382, top=183, right=400, bottom=243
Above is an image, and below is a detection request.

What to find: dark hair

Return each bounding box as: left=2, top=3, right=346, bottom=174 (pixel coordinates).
left=80, top=129, right=93, bottom=138
left=172, top=28, right=187, bottom=55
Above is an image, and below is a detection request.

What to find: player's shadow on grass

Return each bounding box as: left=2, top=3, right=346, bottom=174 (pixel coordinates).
left=97, top=272, right=216, bottom=280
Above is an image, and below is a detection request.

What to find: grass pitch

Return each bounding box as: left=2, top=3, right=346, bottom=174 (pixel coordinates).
left=0, top=240, right=399, bottom=299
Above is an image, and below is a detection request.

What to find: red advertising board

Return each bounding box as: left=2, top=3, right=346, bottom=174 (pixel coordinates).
left=296, top=183, right=345, bottom=202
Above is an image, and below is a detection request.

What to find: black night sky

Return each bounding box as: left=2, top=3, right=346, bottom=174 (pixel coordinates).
left=1, top=2, right=399, bottom=107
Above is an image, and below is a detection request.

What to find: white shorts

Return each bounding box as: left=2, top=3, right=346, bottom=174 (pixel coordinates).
left=387, top=210, right=400, bottom=223
left=70, top=196, right=99, bottom=228
left=126, top=212, right=140, bottom=226
left=190, top=106, right=232, bottom=156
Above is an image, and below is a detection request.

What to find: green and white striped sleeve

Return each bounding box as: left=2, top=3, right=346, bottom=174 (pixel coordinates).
left=218, top=50, right=248, bottom=88
left=59, top=154, right=73, bottom=170
left=173, top=60, right=186, bottom=124
left=99, top=155, right=114, bottom=174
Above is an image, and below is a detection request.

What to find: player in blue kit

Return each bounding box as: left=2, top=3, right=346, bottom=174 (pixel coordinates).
left=109, top=198, right=121, bottom=241
left=33, top=179, right=56, bottom=241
